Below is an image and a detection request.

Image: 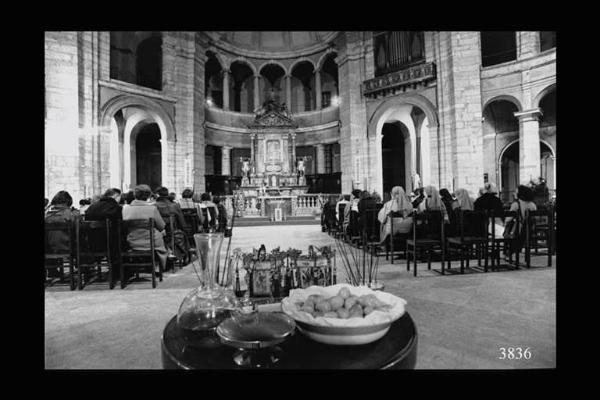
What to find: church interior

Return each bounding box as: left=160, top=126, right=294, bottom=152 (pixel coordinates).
left=44, top=31, right=556, bottom=370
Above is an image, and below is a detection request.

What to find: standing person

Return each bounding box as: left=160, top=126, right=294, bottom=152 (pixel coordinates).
left=213, top=196, right=228, bottom=233
left=343, top=189, right=361, bottom=237
left=45, top=191, right=80, bottom=253
left=504, top=185, right=537, bottom=258
left=121, top=184, right=168, bottom=272
left=377, top=186, right=413, bottom=244
left=335, top=194, right=350, bottom=223
left=200, top=193, right=218, bottom=231
left=168, top=192, right=177, bottom=202
left=155, top=186, right=188, bottom=263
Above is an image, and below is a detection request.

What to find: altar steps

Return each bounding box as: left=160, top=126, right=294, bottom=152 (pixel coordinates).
left=234, top=216, right=320, bottom=227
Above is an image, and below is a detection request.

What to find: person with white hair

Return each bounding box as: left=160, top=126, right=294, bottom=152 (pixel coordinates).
left=377, top=186, right=413, bottom=243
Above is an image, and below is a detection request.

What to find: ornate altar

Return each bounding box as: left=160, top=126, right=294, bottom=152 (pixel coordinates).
left=236, top=97, right=310, bottom=219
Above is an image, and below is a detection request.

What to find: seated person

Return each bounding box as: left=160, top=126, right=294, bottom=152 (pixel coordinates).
left=155, top=186, right=188, bottom=261
left=335, top=195, right=350, bottom=223
left=45, top=190, right=80, bottom=253
left=378, top=186, right=413, bottom=243
left=178, top=187, right=204, bottom=228
left=343, top=189, right=362, bottom=237
left=122, top=184, right=168, bottom=271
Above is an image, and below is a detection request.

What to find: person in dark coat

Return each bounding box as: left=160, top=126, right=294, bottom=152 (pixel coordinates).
left=81, top=188, right=123, bottom=275
left=358, top=190, right=378, bottom=237
left=85, top=188, right=123, bottom=222
left=474, top=183, right=504, bottom=220
left=213, top=196, right=228, bottom=233
left=155, top=186, right=189, bottom=262
left=45, top=191, right=80, bottom=253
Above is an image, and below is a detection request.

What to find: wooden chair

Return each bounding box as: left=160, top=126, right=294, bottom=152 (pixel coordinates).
left=524, top=207, right=554, bottom=268
left=166, top=214, right=189, bottom=270
left=487, top=209, right=521, bottom=271
left=387, top=211, right=411, bottom=264
left=406, top=210, right=445, bottom=277
left=44, top=219, right=77, bottom=290
left=75, top=218, right=115, bottom=289
left=181, top=208, right=200, bottom=250
left=445, top=210, right=489, bottom=274
left=361, top=206, right=382, bottom=252
left=118, top=218, right=162, bottom=289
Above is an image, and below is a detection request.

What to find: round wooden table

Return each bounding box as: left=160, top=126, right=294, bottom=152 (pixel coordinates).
left=161, top=312, right=417, bottom=369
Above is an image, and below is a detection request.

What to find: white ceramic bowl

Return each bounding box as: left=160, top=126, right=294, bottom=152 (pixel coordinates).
left=281, top=284, right=407, bottom=346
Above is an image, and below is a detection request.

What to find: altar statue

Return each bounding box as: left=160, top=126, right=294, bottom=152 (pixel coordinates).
left=297, top=159, right=305, bottom=177
left=241, top=160, right=250, bottom=179
left=412, top=173, right=421, bottom=190
left=271, top=175, right=277, bottom=187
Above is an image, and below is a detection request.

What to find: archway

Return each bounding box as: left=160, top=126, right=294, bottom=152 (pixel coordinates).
left=290, top=61, right=315, bottom=112
left=230, top=61, right=255, bottom=112
left=259, top=63, right=285, bottom=105
left=134, top=122, right=162, bottom=190
left=499, top=140, right=555, bottom=203
left=482, top=99, right=520, bottom=190
left=205, top=52, right=224, bottom=108
left=381, top=121, right=409, bottom=195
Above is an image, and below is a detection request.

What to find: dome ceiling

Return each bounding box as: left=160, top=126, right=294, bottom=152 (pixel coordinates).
left=204, top=31, right=339, bottom=59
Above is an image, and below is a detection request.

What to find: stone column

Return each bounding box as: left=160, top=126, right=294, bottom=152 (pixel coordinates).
left=285, top=74, right=292, bottom=110
left=514, top=108, right=542, bottom=185
left=315, top=69, right=322, bottom=110
left=250, top=133, right=256, bottom=168
left=222, top=69, right=230, bottom=110
left=254, top=75, right=260, bottom=110
left=221, top=145, right=232, bottom=176
left=315, top=143, right=325, bottom=174
left=290, top=132, right=297, bottom=173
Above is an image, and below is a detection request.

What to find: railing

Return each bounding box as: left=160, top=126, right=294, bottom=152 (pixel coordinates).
left=225, top=193, right=342, bottom=219
left=363, top=62, right=436, bottom=99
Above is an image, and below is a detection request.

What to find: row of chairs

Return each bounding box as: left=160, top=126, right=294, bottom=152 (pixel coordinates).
left=326, top=204, right=556, bottom=277
left=44, top=214, right=190, bottom=290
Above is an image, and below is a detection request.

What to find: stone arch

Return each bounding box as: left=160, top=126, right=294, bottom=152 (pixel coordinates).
left=206, top=46, right=227, bottom=71
left=368, top=93, right=439, bottom=138
left=258, top=60, right=288, bottom=76
left=289, top=57, right=316, bottom=74
left=482, top=94, right=523, bottom=112
left=532, top=83, right=556, bottom=108
left=100, top=94, right=176, bottom=190
left=228, top=56, right=257, bottom=76
left=316, top=49, right=337, bottom=71
left=100, top=94, right=175, bottom=141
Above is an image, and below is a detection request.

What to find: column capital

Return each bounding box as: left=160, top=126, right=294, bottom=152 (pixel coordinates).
left=222, top=145, right=233, bottom=151
left=315, top=143, right=325, bottom=148
left=514, top=108, right=543, bottom=121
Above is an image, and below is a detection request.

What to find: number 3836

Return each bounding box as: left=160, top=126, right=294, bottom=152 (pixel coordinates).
left=498, top=347, right=531, bottom=360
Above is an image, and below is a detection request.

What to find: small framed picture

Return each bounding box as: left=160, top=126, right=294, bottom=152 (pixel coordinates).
left=295, top=258, right=314, bottom=289
left=250, top=261, right=273, bottom=297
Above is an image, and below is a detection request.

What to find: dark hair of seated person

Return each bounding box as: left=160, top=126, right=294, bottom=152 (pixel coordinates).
left=51, top=190, right=73, bottom=207
left=182, top=188, right=194, bottom=199
left=516, top=185, right=534, bottom=202
left=134, top=184, right=152, bottom=201
left=213, top=196, right=221, bottom=204
left=155, top=186, right=169, bottom=197
left=103, top=188, right=121, bottom=198
left=343, top=194, right=351, bottom=201
left=351, top=189, right=361, bottom=199
left=200, top=193, right=211, bottom=202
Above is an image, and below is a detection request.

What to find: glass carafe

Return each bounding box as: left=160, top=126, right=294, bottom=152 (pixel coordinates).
left=177, top=233, right=239, bottom=345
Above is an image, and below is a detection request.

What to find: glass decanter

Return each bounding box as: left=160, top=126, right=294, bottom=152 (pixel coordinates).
left=177, top=233, right=239, bottom=346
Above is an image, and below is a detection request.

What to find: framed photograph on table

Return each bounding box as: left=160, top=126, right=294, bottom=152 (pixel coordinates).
left=249, top=261, right=273, bottom=297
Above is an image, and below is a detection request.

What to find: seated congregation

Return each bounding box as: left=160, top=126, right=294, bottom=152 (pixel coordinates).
left=44, top=185, right=229, bottom=290
left=321, top=181, right=556, bottom=277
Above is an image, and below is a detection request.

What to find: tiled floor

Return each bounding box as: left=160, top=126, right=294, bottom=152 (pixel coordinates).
left=45, top=225, right=556, bottom=369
